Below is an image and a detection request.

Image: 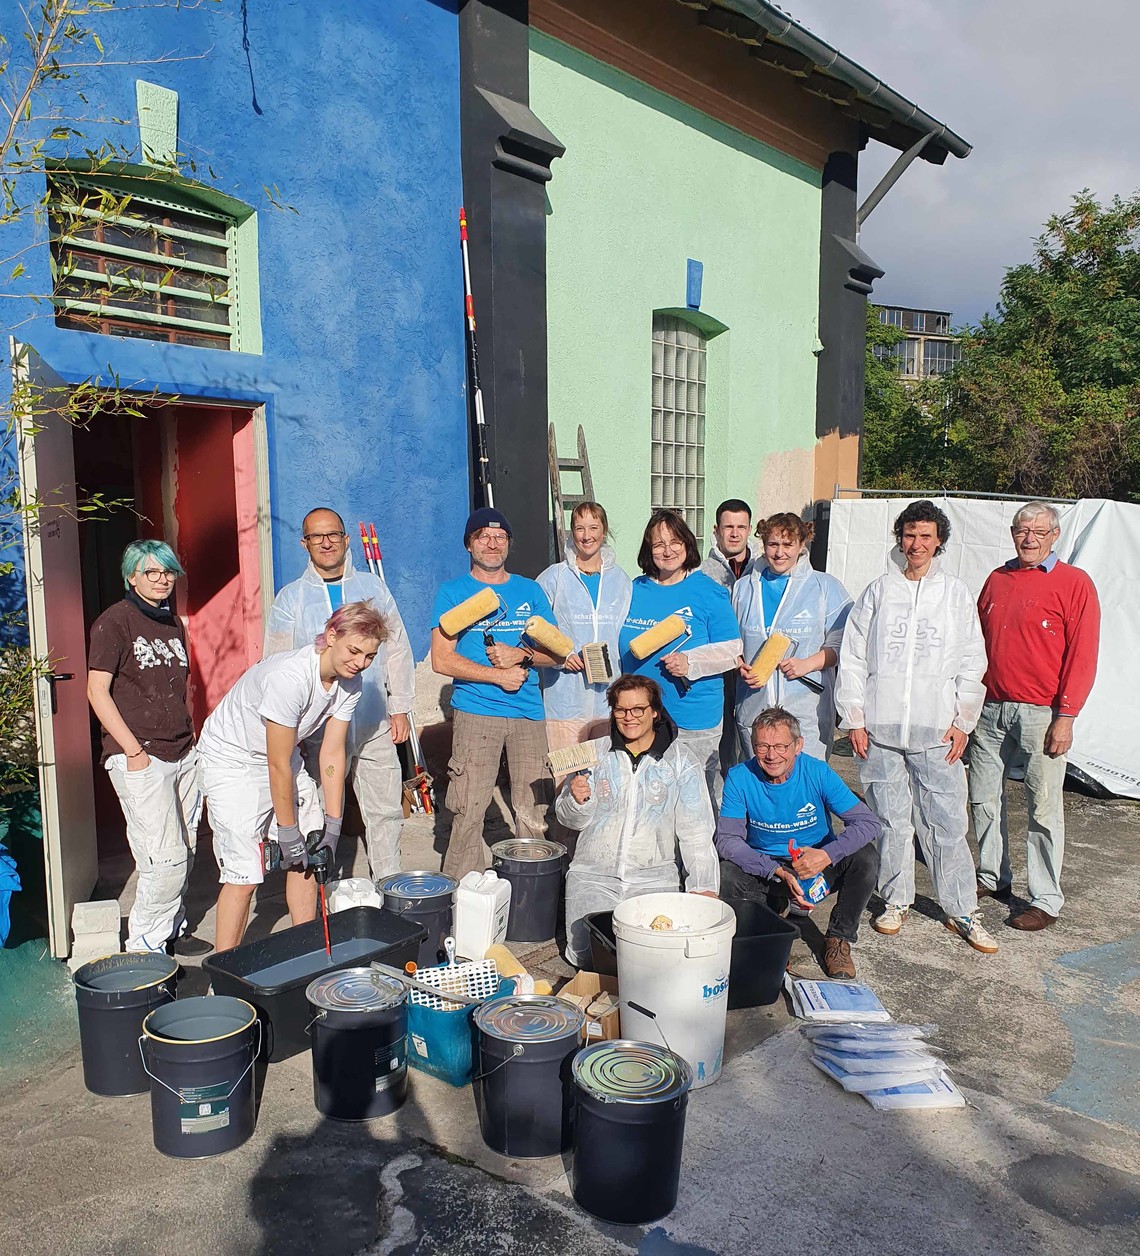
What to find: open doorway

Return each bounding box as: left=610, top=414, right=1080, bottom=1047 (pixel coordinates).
left=72, top=401, right=267, bottom=862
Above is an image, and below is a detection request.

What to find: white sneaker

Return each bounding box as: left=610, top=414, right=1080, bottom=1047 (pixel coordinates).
left=945, top=913, right=999, bottom=954
left=872, top=904, right=910, bottom=935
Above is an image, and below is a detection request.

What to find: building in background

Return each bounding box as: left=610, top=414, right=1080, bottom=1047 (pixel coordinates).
left=874, top=305, right=963, bottom=381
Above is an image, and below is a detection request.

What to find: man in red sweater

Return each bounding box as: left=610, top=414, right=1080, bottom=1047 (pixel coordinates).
left=970, top=502, right=1100, bottom=930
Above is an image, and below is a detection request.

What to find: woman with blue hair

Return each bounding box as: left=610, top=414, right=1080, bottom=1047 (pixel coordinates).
left=87, top=539, right=202, bottom=954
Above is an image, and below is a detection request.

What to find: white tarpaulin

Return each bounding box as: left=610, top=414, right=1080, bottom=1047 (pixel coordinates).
left=827, top=496, right=1140, bottom=799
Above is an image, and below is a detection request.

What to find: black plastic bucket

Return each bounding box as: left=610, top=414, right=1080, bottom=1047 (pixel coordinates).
left=141, top=996, right=260, bottom=1159
left=306, top=968, right=409, bottom=1120
left=725, top=897, right=800, bottom=1010
left=472, top=994, right=584, bottom=1158
left=73, top=952, right=178, bottom=1096
left=583, top=911, right=617, bottom=977
left=379, top=871, right=457, bottom=968
left=571, top=1039, right=693, bottom=1224
left=491, top=839, right=566, bottom=943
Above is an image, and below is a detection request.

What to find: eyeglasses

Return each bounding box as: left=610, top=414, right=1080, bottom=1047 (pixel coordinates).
left=471, top=530, right=508, bottom=545
left=614, top=705, right=650, bottom=719
left=140, top=568, right=177, bottom=582
left=303, top=531, right=347, bottom=544
left=754, top=742, right=794, bottom=754
left=650, top=541, right=683, bottom=554
left=1012, top=528, right=1057, bottom=540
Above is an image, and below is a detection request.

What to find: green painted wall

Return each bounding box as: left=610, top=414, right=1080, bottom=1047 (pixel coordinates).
left=531, top=33, right=824, bottom=566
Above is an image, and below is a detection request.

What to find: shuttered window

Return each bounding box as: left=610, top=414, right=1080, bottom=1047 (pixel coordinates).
left=48, top=177, right=235, bottom=349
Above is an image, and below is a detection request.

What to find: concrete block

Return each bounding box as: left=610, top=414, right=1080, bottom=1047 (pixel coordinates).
left=66, top=932, right=123, bottom=972
left=71, top=900, right=121, bottom=937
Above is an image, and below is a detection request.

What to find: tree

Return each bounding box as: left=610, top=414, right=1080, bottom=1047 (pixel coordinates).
left=860, top=306, right=951, bottom=490
left=938, top=191, right=1140, bottom=501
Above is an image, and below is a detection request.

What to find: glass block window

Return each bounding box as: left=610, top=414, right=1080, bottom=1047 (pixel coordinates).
left=48, top=176, right=235, bottom=349
left=651, top=314, right=707, bottom=542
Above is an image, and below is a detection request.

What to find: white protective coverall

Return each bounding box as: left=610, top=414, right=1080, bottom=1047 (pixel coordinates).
left=264, top=552, right=415, bottom=878
left=835, top=551, right=987, bottom=918
left=536, top=542, right=632, bottom=750
left=556, top=722, right=719, bottom=967
left=733, top=553, right=853, bottom=761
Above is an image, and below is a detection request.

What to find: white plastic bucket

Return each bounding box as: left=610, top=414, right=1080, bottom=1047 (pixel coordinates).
left=612, top=892, right=736, bottom=1089
left=327, top=877, right=383, bottom=913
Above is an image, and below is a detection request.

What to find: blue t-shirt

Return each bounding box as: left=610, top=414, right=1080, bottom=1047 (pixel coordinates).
left=618, top=571, right=740, bottom=730
left=324, top=579, right=345, bottom=611
left=720, top=753, right=859, bottom=856
left=760, top=569, right=788, bottom=630
left=431, top=574, right=554, bottom=720
left=579, top=571, right=601, bottom=607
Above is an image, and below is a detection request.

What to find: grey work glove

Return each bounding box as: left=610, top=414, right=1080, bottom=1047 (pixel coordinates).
left=310, top=813, right=342, bottom=862
left=277, top=823, right=307, bottom=868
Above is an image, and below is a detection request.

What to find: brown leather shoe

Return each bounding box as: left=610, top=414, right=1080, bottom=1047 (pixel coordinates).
left=822, top=937, right=856, bottom=979
left=976, top=880, right=1012, bottom=901
left=1007, top=906, right=1058, bottom=931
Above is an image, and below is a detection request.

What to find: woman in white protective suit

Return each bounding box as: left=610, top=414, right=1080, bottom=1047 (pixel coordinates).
left=835, top=500, right=999, bottom=955
left=536, top=501, right=632, bottom=751
left=557, top=674, right=719, bottom=968
left=733, top=513, right=853, bottom=762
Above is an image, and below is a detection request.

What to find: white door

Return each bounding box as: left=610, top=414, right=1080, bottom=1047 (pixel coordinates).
left=13, top=342, right=98, bottom=957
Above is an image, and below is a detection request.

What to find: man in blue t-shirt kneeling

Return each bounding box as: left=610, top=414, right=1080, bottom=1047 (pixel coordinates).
left=716, top=707, right=880, bottom=979
left=431, top=509, right=564, bottom=880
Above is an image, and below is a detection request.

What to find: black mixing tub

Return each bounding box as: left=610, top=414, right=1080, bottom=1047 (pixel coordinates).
left=202, top=906, right=425, bottom=1062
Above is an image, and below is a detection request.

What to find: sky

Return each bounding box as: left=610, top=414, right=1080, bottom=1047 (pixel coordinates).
left=786, top=0, right=1140, bottom=326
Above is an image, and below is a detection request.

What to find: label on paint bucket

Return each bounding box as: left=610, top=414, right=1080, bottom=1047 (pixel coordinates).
left=372, top=1041, right=403, bottom=1089
left=178, top=1082, right=231, bottom=1134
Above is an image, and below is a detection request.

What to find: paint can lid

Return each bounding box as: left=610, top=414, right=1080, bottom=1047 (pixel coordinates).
left=379, top=871, right=458, bottom=901
left=306, top=967, right=407, bottom=1012
left=572, top=1040, right=692, bottom=1104
left=490, top=838, right=566, bottom=863
left=474, top=994, right=584, bottom=1043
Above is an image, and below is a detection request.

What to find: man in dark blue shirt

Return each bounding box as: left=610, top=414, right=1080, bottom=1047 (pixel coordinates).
left=716, top=707, right=880, bottom=978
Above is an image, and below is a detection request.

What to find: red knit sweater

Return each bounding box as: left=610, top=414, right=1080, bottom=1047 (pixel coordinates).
left=977, top=559, right=1100, bottom=716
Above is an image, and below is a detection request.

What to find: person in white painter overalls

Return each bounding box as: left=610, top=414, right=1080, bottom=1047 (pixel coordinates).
left=733, top=513, right=853, bottom=763
left=536, top=500, right=632, bottom=752
left=264, top=506, right=415, bottom=880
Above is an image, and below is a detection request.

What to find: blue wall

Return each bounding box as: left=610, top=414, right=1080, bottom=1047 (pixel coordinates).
left=1, top=0, right=468, bottom=656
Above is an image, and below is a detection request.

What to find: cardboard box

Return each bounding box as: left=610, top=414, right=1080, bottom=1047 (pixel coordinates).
left=557, top=971, right=620, bottom=1041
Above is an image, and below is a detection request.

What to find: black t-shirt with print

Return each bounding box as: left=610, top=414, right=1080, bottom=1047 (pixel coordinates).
left=87, top=598, right=194, bottom=763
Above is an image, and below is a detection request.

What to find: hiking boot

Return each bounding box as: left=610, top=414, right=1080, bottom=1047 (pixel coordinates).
left=872, top=904, right=909, bottom=935
left=945, top=912, right=999, bottom=954
left=822, top=937, right=856, bottom=979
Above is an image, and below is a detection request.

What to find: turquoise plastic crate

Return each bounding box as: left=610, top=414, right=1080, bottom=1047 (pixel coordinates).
left=406, top=962, right=512, bottom=1087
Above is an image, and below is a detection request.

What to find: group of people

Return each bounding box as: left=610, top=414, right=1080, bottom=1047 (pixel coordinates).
left=87, top=493, right=1099, bottom=981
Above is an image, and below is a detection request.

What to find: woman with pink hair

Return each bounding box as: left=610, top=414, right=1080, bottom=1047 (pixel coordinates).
left=199, top=600, right=388, bottom=951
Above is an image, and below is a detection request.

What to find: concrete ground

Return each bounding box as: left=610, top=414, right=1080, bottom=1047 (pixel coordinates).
left=1, top=728, right=1138, bottom=1255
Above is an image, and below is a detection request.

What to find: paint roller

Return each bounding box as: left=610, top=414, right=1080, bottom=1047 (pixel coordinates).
left=438, top=586, right=502, bottom=637
left=747, top=632, right=824, bottom=694
left=522, top=615, right=574, bottom=659
left=628, top=614, right=691, bottom=660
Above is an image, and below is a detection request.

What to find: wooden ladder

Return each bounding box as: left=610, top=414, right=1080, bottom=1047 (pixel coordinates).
left=548, top=423, right=595, bottom=560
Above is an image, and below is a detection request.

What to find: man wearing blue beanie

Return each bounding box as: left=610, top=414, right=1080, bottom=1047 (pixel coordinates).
left=431, top=509, right=563, bottom=878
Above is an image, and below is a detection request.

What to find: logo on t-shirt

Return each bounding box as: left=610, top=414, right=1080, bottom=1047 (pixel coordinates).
left=675, top=606, right=694, bottom=620
left=796, top=803, right=817, bottom=818
left=133, top=635, right=188, bottom=670
left=516, top=602, right=532, bottom=615
left=791, top=609, right=813, bottom=621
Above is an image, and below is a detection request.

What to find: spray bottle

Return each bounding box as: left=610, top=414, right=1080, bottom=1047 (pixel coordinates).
left=787, top=839, right=828, bottom=905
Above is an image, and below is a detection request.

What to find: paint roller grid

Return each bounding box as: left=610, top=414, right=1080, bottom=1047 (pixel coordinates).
left=651, top=314, right=707, bottom=539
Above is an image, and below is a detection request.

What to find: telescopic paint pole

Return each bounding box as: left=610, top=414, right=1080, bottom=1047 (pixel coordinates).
left=459, top=206, right=494, bottom=508
left=358, top=523, right=377, bottom=576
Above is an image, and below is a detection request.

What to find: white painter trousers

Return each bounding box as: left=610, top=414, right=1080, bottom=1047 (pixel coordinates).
left=858, top=738, right=978, bottom=919
left=107, top=749, right=201, bottom=952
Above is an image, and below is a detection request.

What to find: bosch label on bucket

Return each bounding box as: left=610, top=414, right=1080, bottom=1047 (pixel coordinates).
left=701, top=974, right=729, bottom=1002
left=178, top=1082, right=231, bottom=1134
